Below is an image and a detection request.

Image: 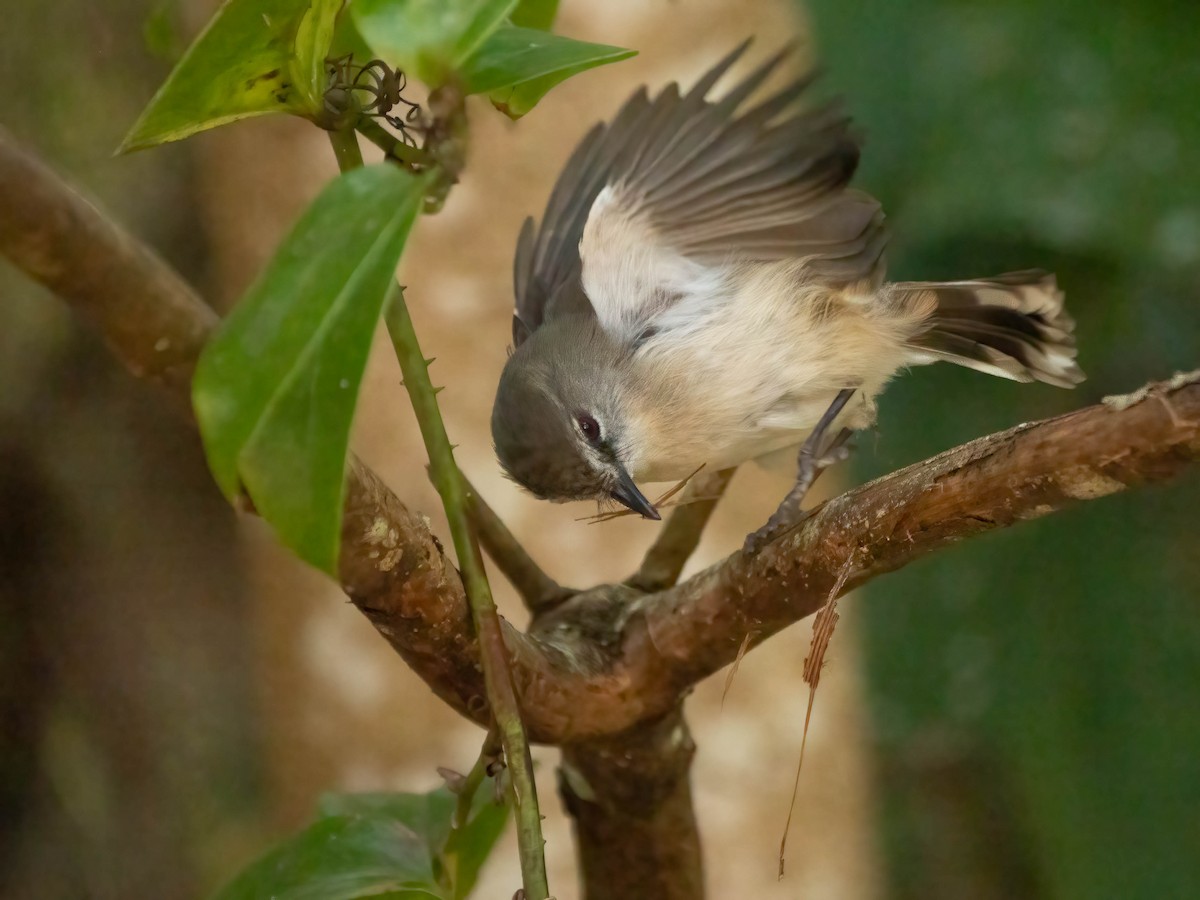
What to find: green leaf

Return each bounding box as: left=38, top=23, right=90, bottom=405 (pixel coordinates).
left=443, top=795, right=508, bottom=900
left=292, top=0, right=344, bottom=106
left=352, top=0, right=517, bottom=85
left=212, top=815, right=442, bottom=900
left=192, top=165, right=426, bottom=575
left=319, top=791, right=458, bottom=849
left=328, top=4, right=374, bottom=62
left=320, top=786, right=509, bottom=900
left=510, top=0, right=559, bottom=30
left=120, top=0, right=342, bottom=152
left=460, top=25, right=636, bottom=118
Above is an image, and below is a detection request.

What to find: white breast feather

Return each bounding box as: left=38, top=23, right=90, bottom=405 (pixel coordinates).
left=580, top=185, right=721, bottom=339
left=621, top=262, right=929, bottom=482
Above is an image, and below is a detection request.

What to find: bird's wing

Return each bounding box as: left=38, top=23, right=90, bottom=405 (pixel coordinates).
left=512, top=41, right=887, bottom=345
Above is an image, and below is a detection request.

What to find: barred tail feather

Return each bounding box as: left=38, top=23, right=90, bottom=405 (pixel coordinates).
left=901, top=270, right=1085, bottom=388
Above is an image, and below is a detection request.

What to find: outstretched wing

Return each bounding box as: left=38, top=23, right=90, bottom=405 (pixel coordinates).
left=512, top=41, right=886, bottom=345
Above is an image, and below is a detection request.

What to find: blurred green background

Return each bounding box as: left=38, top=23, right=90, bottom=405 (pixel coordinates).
left=804, top=0, right=1200, bottom=896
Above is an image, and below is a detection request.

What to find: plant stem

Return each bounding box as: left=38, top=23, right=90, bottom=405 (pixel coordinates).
left=628, top=467, right=736, bottom=593
left=383, top=286, right=550, bottom=899
left=355, top=118, right=430, bottom=169
left=465, top=478, right=565, bottom=612
left=326, top=127, right=550, bottom=900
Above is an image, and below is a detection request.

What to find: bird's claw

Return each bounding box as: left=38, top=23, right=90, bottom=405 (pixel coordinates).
left=743, top=420, right=855, bottom=556
left=744, top=505, right=811, bottom=554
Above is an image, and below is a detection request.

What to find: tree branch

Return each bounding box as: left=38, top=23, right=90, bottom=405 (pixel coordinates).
left=0, top=131, right=214, bottom=409
left=510, top=375, right=1200, bottom=739
left=466, top=480, right=566, bottom=612
left=631, top=373, right=1200, bottom=699
left=4, top=125, right=1199, bottom=750
left=560, top=708, right=702, bottom=900
left=627, top=468, right=735, bottom=593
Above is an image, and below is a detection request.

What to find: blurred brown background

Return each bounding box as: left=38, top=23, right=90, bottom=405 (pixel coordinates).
left=0, top=1, right=879, bottom=897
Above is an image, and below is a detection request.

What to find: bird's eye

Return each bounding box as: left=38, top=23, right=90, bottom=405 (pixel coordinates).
left=576, top=413, right=602, bottom=445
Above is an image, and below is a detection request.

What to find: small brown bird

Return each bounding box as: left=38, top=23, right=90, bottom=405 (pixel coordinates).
left=491, top=42, right=1083, bottom=548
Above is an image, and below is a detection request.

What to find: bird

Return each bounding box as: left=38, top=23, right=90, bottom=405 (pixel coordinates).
left=490, top=41, right=1083, bottom=551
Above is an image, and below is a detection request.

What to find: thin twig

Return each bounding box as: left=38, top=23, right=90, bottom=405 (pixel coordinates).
left=356, top=118, right=430, bottom=169
left=577, top=464, right=710, bottom=525
left=627, top=467, right=736, bottom=592
left=465, top=479, right=566, bottom=613
left=327, top=128, right=549, bottom=900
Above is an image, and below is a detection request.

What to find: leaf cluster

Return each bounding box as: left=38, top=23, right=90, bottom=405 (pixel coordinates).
left=118, top=1, right=637, bottom=896
left=121, top=0, right=633, bottom=574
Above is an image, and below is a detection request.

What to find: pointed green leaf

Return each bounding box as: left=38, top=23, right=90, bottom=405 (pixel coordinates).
left=319, top=790, right=459, bottom=849
left=320, top=787, right=509, bottom=900
left=193, top=165, right=426, bottom=575
left=328, top=4, right=374, bottom=62
left=442, top=796, right=508, bottom=900
left=212, top=815, right=442, bottom=900
left=292, top=0, right=343, bottom=106
left=120, top=0, right=342, bottom=152
left=460, top=25, right=635, bottom=118
left=510, top=0, right=559, bottom=31
left=352, top=0, right=517, bottom=86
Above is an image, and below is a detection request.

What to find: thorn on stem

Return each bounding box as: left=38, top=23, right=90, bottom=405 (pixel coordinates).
left=437, top=766, right=467, bottom=793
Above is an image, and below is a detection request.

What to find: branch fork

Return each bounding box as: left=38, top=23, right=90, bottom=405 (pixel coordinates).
left=4, top=125, right=1199, bottom=900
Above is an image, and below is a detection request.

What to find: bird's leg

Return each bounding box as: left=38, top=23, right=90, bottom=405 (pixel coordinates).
left=744, top=388, right=856, bottom=554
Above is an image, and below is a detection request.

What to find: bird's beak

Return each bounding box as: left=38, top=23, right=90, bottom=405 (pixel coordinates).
left=610, top=467, right=660, bottom=520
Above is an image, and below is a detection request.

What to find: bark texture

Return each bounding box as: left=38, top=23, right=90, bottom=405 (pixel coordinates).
left=560, top=709, right=703, bottom=900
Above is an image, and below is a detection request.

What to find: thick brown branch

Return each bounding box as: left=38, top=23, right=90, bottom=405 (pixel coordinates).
left=560, top=709, right=702, bottom=900
left=5, top=125, right=1199, bottom=747
left=511, top=376, right=1200, bottom=739
left=0, top=131, right=214, bottom=409
left=630, top=374, right=1200, bottom=702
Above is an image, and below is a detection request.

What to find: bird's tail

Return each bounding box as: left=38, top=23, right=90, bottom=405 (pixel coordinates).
left=900, top=270, right=1084, bottom=388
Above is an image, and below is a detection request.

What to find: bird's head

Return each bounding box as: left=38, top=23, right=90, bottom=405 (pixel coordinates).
left=491, top=316, right=659, bottom=519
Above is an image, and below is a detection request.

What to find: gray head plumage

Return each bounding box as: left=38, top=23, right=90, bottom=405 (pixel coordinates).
left=492, top=350, right=594, bottom=501
left=491, top=316, right=660, bottom=518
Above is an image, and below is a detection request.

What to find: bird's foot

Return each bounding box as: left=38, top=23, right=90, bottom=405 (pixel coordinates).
left=743, top=504, right=810, bottom=555
left=743, top=431, right=852, bottom=555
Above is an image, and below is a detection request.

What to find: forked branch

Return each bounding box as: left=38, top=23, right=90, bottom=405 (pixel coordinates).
left=466, top=480, right=566, bottom=612
left=2, top=126, right=1198, bottom=747
left=628, top=467, right=735, bottom=593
